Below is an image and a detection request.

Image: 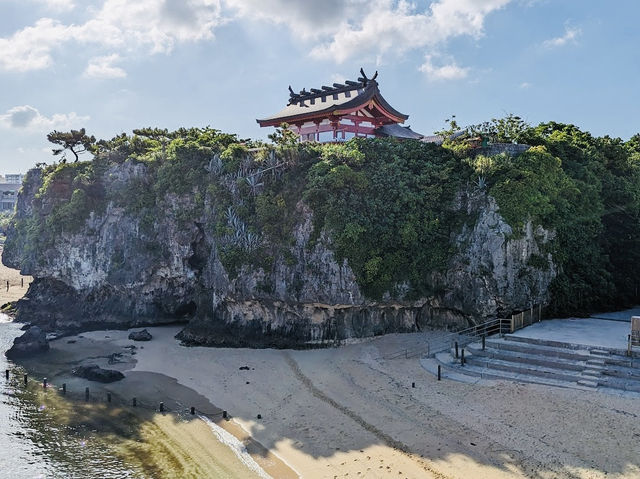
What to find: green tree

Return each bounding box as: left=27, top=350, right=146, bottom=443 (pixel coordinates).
left=47, top=128, right=96, bottom=162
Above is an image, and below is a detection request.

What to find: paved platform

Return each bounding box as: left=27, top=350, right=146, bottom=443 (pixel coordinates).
left=591, top=305, right=640, bottom=322
left=509, top=317, right=631, bottom=352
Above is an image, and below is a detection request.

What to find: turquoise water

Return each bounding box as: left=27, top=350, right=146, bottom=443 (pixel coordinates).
left=0, top=315, right=141, bottom=478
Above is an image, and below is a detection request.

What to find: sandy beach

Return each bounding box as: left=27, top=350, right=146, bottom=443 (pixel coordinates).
left=21, top=325, right=640, bottom=479
left=0, top=245, right=32, bottom=305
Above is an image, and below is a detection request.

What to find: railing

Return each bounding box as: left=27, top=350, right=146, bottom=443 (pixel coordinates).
left=423, top=318, right=510, bottom=358
left=379, top=317, right=510, bottom=360
left=376, top=306, right=544, bottom=360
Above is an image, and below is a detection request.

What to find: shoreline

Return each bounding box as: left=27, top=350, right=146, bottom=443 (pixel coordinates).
left=14, top=327, right=295, bottom=479
left=11, top=323, right=638, bottom=478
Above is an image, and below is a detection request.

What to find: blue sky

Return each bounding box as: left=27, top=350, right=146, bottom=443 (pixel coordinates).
left=0, top=0, right=638, bottom=173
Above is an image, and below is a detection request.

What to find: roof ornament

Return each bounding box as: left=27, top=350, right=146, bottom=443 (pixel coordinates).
left=359, top=68, right=379, bottom=86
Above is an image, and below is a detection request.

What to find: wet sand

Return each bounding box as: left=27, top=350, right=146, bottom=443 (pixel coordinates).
left=28, top=325, right=640, bottom=479
left=19, top=330, right=296, bottom=479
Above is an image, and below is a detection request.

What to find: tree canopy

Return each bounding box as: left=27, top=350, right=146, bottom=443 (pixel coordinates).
left=47, top=128, right=96, bottom=162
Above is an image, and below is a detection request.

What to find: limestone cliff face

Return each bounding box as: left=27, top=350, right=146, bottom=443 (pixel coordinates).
left=5, top=163, right=555, bottom=347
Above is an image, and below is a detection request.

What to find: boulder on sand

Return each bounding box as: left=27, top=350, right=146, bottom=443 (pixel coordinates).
left=72, top=364, right=125, bottom=383
left=128, top=329, right=152, bottom=341
left=5, top=326, right=49, bottom=359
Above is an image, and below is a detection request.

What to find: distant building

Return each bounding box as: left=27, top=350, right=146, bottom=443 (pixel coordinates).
left=4, top=174, right=24, bottom=184
left=0, top=183, right=20, bottom=211
left=257, top=68, right=425, bottom=142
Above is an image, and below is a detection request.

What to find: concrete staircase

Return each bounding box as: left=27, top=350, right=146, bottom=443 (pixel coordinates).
left=433, top=335, right=640, bottom=394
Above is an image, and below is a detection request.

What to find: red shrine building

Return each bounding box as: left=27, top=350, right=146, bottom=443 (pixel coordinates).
left=257, top=69, right=425, bottom=142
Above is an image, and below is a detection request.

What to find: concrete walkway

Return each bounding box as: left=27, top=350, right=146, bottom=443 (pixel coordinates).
left=510, top=317, right=631, bottom=351
left=590, top=305, right=640, bottom=322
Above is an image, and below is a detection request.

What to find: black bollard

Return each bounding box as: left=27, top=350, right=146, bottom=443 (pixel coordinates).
left=132, top=397, right=137, bottom=407
left=455, top=341, right=459, bottom=359
left=257, top=414, right=262, bottom=419
left=437, top=365, right=441, bottom=381
left=62, top=383, right=66, bottom=395
left=190, top=406, right=195, bottom=415
left=412, top=382, right=415, bottom=388
left=43, top=378, right=47, bottom=388
left=6, top=280, right=8, bottom=292
left=222, top=410, right=228, bottom=419
left=23, top=374, right=28, bottom=386
left=482, top=334, right=486, bottom=351
left=159, top=402, right=164, bottom=412
left=461, top=349, right=465, bottom=367
left=21, top=278, right=23, bottom=288
left=85, top=387, right=90, bottom=401
left=5, top=369, right=8, bottom=380
left=107, top=392, right=112, bottom=403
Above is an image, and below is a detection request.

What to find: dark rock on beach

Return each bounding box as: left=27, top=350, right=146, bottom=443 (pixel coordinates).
left=72, top=364, right=125, bottom=383
left=128, top=329, right=152, bottom=341
left=5, top=326, right=49, bottom=359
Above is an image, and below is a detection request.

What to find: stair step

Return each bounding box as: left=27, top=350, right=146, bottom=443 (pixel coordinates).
left=466, top=344, right=587, bottom=372
left=577, top=379, right=598, bottom=388
left=485, top=338, right=592, bottom=361
left=465, top=356, right=584, bottom=382
left=581, top=370, right=601, bottom=378
left=586, top=359, right=606, bottom=366
left=590, top=349, right=611, bottom=357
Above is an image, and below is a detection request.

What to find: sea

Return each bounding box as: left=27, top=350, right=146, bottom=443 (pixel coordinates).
left=0, top=314, right=143, bottom=478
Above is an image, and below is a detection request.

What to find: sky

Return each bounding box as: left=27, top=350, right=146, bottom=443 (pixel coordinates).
left=0, top=0, right=639, bottom=173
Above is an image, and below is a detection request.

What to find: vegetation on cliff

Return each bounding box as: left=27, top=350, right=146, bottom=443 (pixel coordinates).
left=7, top=119, right=640, bottom=317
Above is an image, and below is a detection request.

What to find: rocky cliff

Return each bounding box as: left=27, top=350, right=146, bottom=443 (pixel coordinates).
left=4, top=134, right=555, bottom=347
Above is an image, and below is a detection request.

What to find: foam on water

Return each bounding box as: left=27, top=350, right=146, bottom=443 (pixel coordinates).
left=199, top=415, right=272, bottom=479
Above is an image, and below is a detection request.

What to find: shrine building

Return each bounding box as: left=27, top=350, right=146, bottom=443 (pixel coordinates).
left=256, top=69, right=425, bottom=142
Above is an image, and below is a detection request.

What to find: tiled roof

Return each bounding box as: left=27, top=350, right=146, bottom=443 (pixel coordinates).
left=375, top=124, right=425, bottom=140
left=257, top=69, right=408, bottom=126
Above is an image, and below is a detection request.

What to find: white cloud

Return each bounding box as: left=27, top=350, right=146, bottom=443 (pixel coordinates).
left=543, top=25, right=581, bottom=48
left=0, top=0, right=509, bottom=75
left=0, top=18, right=72, bottom=71
left=0, top=0, right=223, bottom=72
left=0, top=105, right=89, bottom=131
left=308, top=0, right=512, bottom=63
left=419, top=55, right=469, bottom=80
left=84, top=54, right=126, bottom=79
left=224, top=0, right=356, bottom=39
left=520, top=81, right=531, bottom=89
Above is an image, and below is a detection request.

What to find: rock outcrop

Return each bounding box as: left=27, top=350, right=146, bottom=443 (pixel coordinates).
left=5, top=326, right=49, bottom=359
left=128, top=329, right=152, bottom=341
left=4, top=159, right=556, bottom=348
left=72, top=364, right=125, bottom=383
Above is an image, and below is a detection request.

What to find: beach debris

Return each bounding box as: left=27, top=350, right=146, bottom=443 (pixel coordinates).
left=19, top=322, right=32, bottom=331
left=46, top=332, right=62, bottom=341
left=72, top=364, right=125, bottom=383
left=5, top=326, right=50, bottom=359
left=239, top=366, right=250, bottom=370
left=107, top=352, right=123, bottom=364
left=128, top=329, right=152, bottom=341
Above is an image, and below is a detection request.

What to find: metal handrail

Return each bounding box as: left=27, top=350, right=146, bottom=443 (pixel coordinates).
left=379, top=317, right=509, bottom=360
left=424, top=318, right=510, bottom=358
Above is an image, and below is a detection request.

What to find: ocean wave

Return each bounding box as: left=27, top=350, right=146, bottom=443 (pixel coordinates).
left=199, top=415, right=272, bottom=479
